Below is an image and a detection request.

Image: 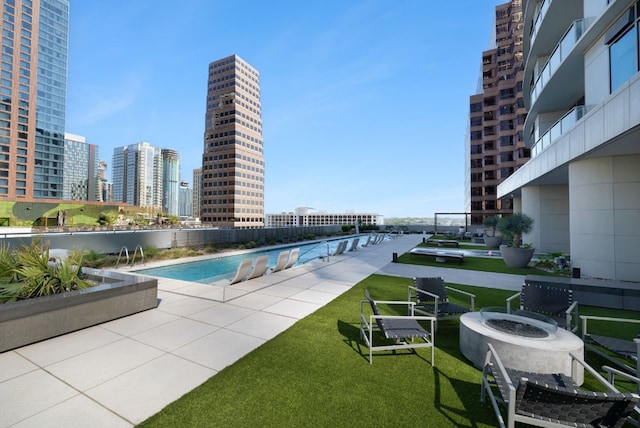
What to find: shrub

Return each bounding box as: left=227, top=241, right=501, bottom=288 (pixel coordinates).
left=0, top=241, right=91, bottom=303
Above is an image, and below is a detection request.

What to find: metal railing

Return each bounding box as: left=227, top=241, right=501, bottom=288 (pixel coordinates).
left=115, top=246, right=129, bottom=268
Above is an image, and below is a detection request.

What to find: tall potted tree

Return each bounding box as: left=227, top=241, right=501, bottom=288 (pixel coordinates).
left=497, top=213, right=535, bottom=268
left=483, top=215, right=502, bottom=248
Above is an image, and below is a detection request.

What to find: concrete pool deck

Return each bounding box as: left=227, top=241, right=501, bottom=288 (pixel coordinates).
left=0, top=234, right=525, bottom=427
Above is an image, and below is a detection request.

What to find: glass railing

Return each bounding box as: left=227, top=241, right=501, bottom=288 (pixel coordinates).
left=531, top=105, right=590, bottom=157
left=530, top=19, right=590, bottom=105
left=530, top=0, right=549, bottom=44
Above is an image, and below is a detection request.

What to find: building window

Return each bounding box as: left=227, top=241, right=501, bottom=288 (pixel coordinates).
left=610, top=26, right=637, bottom=92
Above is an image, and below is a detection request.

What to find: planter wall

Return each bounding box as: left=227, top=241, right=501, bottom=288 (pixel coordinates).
left=0, top=268, right=157, bottom=353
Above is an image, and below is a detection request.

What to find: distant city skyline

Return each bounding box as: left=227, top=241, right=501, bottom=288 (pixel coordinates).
left=65, top=1, right=506, bottom=217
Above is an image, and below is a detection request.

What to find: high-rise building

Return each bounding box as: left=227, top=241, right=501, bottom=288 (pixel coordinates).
left=498, top=0, right=640, bottom=281
left=192, top=167, right=201, bottom=219
left=97, top=160, right=108, bottom=202
left=178, top=180, right=192, bottom=217
left=112, top=142, right=162, bottom=209
left=63, top=133, right=98, bottom=201
left=466, top=1, right=529, bottom=226
left=201, top=54, right=265, bottom=228
left=0, top=0, right=70, bottom=200
left=161, top=148, right=179, bottom=215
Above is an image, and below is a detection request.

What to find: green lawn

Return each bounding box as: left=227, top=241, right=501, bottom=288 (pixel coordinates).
left=138, top=274, right=640, bottom=428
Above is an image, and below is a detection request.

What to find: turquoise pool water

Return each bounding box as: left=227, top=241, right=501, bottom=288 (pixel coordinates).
left=134, top=236, right=370, bottom=284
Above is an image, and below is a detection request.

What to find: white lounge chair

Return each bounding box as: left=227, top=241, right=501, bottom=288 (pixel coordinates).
left=271, top=250, right=290, bottom=273
left=332, top=241, right=347, bottom=256
left=247, top=255, right=269, bottom=279
left=348, top=238, right=360, bottom=251
left=229, top=258, right=253, bottom=284
left=284, top=248, right=300, bottom=269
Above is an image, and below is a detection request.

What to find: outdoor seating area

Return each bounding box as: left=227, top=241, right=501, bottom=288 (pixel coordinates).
left=481, top=342, right=640, bottom=428
left=408, top=276, right=475, bottom=327
left=359, top=290, right=435, bottom=365
left=4, top=233, right=640, bottom=427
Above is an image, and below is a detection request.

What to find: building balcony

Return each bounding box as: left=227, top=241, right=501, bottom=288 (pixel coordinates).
left=529, top=19, right=590, bottom=107
left=531, top=105, right=590, bottom=157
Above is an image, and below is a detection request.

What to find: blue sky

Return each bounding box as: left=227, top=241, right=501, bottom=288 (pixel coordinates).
left=65, top=1, right=503, bottom=218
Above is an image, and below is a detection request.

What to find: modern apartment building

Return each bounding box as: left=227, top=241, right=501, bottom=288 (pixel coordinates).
left=63, top=133, right=98, bottom=201
left=192, top=167, right=201, bottom=219
left=265, top=207, right=383, bottom=228
left=466, top=0, right=530, bottom=226
left=178, top=180, right=192, bottom=217
left=498, top=0, right=640, bottom=281
left=0, top=0, right=70, bottom=200
left=111, top=142, right=163, bottom=209
left=161, top=148, right=179, bottom=216
left=201, top=54, right=265, bottom=228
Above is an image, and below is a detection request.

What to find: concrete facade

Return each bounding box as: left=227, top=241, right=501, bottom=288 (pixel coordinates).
left=498, top=0, right=640, bottom=281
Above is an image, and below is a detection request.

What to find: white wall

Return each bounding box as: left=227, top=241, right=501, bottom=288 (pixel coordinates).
left=569, top=155, right=640, bottom=281
left=583, top=0, right=611, bottom=19
left=522, top=185, right=570, bottom=253
left=584, top=33, right=609, bottom=108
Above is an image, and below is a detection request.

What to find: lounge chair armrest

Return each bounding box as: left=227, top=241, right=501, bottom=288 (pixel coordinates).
left=445, top=286, right=476, bottom=311
left=369, top=314, right=436, bottom=332
left=580, top=315, right=640, bottom=340
left=485, top=343, right=516, bottom=394
left=568, top=352, right=619, bottom=393
left=372, top=314, right=436, bottom=322
left=411, top=287, right=441, bottom=301
left=602, top=365, right=640, bottom=388
left=506, top=291, right=521, bottom=313
left=373, top=299, right=417, bottom=308
left=565, top=301, right=579, bottom=332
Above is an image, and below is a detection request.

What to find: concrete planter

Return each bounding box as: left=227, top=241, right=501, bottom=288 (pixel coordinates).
left=0, top=268, right=157, bottom=353
left=499, top=245, right=535, bottom=268
left=484, top=236, right=503, bottom=248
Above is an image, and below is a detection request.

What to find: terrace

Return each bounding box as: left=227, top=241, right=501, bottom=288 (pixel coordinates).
left=1, top=234, right=638, bottom=427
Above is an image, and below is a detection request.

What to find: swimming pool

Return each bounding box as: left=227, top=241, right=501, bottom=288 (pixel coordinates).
left=134, top=236, right=372, bottom=284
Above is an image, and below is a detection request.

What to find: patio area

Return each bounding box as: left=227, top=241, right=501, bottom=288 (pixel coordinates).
left=0, top=234, right=527, bottom=427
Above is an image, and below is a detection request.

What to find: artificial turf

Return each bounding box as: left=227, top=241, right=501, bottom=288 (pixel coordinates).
left=137, top=274, right=640, bottom=428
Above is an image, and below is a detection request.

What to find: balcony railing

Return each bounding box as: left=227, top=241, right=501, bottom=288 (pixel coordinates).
left=529, top=0, right=550, bottom=44
left=530, top=19, right=591, bottom=106
left=531, top=105, right=590, bottom=157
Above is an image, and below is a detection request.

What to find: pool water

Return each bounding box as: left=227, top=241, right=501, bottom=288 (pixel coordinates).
left=134, top=236, right=372, bottom=284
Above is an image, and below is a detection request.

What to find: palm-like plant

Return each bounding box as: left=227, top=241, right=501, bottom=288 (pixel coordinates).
left=497, top=213, right=534, bottom=248
left=0, top=241, right=90, bottom=303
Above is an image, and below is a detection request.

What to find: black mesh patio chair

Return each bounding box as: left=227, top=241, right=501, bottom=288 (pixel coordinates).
left=359, top=290, right=435, bottom=365
left=481, top=342, right=640, bottom=428
left=582, top=315, right=640, bottom=382
left=506, top=282, right=579, bottom=332
left=408, top=277, right=475, bottom=327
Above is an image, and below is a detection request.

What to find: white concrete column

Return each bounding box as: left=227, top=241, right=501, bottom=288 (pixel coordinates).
left=569, top=155, right=640, bottom=281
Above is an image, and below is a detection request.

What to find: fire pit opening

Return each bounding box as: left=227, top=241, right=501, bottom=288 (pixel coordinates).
left=485, top=318, right=549, bottom=338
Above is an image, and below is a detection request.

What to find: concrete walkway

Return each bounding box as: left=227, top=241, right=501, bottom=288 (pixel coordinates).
left=0, top=234, right=523, bottom=427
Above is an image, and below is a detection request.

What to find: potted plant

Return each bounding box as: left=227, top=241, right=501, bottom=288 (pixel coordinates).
left=483, top=215, right=503, bottom=248
left=497, top=213, right=535, bottom=268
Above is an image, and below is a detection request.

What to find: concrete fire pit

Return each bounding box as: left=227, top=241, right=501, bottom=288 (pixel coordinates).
left=460, top=308, right=584, bottom=384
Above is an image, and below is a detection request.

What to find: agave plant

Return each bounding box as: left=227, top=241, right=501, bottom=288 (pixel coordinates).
left=0, top=241, right=91, bottom=303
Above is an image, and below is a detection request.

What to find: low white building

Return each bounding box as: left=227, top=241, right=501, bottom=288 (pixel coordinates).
left=265, top=207, right=383, bottom=228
